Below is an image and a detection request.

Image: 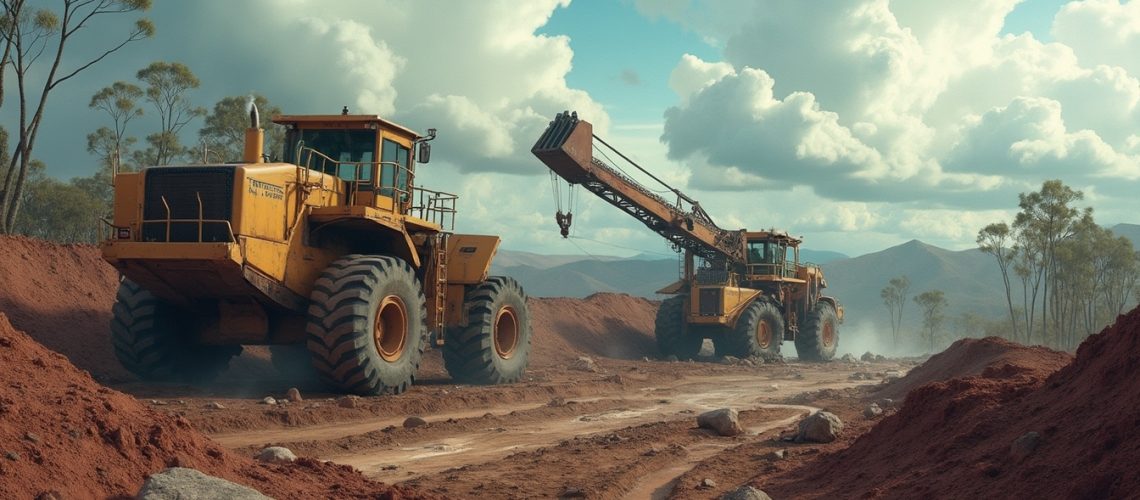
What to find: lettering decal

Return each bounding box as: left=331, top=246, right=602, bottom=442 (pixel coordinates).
left=248, top=178, right=285, bottom=201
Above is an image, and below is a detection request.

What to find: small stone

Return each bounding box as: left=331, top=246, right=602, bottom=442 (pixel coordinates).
left=722, top=355, right=740, bottom=365
left=721, top=485, right=773, bottom=500
left=864, top=403, right=883, bottom=419
left=571, top=356, right=600, bottom=373
left=769, top=383, right=780, bottom=391
left=762, top=449, right=786, bottom=461
left=150, top=400, right=168, bottom=406
left=24, top=432, right=40, bottom=443
left=697, top=408, right=743, bottom=437
left=5, top=451, right=19, bottom=461
left=205, top=402, right=225, bottom=410
left=34, top=491, right=63, bottom=500
left=643, top=446, right=660, bottom=456
left=1011, top=431, right=1042, bottom=460
left=285, top=388, right=303, bottom=403
left=256, top=446, right=297, bottom=464
left=560, top=486, right=587, bottom=498
left=700, top=478, right=718, bottom=489
left=381, top=464, right=399, bottom=471
left=403, top=416, right=428, bottom=429
left=797, top=411, right=844, bottom=443
left=642, top=356, right=651, bottom=362
left=337, top=396, right=359, bottom=409
left=260, top=397, right=277, bottom=405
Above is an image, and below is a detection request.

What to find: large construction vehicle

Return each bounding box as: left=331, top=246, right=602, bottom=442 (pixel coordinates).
left=101, top=106, right=531, bottom=395
left=532, top=112, right=841, bottom=361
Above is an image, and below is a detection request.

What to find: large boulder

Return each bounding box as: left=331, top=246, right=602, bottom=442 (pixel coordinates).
left=797, top=411, right=844, bottom=443
left=137, top=467, right=270, bottom=500
left=697, top=408, right=744, bottom=437
left=256, top=446, right=296, bottom=464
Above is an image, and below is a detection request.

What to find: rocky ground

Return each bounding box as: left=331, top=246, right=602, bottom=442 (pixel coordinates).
left=1, top=236, right=1136, bottom=499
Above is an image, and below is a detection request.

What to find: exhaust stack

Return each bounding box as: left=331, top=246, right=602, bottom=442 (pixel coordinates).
left=243, top=101, right=264, bottom=163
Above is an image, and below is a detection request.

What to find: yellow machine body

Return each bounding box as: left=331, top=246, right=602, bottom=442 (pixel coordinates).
left=101, top=114, right=497, bottom=346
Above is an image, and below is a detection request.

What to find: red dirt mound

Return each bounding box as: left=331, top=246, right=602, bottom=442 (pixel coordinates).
left=0, top=313, right=423, bottom=499
left=876, top=336, right=1072, bottom=400
left=765, top=308, right=1140, bottom=499
left=0, top=236, right=124, bottom=380
left=528, top=292, right=658, bottom=364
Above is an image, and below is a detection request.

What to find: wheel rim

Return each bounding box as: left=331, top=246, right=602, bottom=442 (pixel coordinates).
left=494, top=306, right=520, bottom=359
left=374, top=295, right=408, bottom=362
left=822, top=318, right=836, bottom=347
left=755, top=319, right=773, bottom=349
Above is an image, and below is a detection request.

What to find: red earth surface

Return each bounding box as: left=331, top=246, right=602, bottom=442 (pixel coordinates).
left=3, top=235, right=1138, bottom=499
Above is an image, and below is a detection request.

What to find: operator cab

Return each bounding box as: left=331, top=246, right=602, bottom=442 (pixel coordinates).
left=273, top=113, right=435, bottom=212
left=745, top=230, right=801, bottom=278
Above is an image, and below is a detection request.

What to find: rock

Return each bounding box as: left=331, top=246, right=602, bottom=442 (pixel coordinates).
left=863, top=403, right=883, bottom=419
left=256, top=446, right=296, bottom=464
left=560, top=486, right=587, bottom=497
left=762, top=449, right=786, bottom=461
left=285, top=387, right=303, bottom=403
left=24, top=432, right=40, bottom=443
left=721, top=486, right=773, bottom=500
left=403, top=416, right=428, bottom=429
left=547, top=397, right=567, bottom=407
left=260, top=396, right=277, bottom=405
left=138, top=467, right=270, bottom=499
left=642, top=356, right=651, bottom=362
left=150, top=399, right=168, bottom=406
left=205, top=402, right=225, bottom=410
left=860, top=351, right=876, bottom=362
left=697, top=408, right=744, bottom=437
left=337, top=395, right=359, bottom=409
left=797, top=411, right=844, bottom=443
left=700, top=478, right=718, bottom=489
left=878, top=398, right=896, bottom=408
left=34, top=492, right=62, bottom=500
left=768, top=383, right=780, bottom=391
left=741, top=358, right=756, bottom=367
left=840, top=353, right=857, bottom=363
left=571, top=356, right=599, bottom=373
left=5, top=450, right=19, bottom=461
left=1011, top=431, right=1042, bottom=460
left=643, top=446, right=660, bottom=456
left=722, top=355, right=740, bottom=365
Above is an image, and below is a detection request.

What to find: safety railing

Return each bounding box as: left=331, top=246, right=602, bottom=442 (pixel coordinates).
left=130, top=193, right=237, bottom=243
left=296, top=145, right=459, bottom=229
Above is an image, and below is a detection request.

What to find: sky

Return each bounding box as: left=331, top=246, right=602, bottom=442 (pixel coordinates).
left=11, top=0, right=1140, bottom=258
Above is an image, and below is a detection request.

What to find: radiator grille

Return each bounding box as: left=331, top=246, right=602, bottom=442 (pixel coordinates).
left=141, top=166, right=235, bottom=242
left=698, top=288, right=722, bottom=316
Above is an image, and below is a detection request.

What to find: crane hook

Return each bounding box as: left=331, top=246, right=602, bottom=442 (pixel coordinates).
left=556, top=211, right=573, bottom=238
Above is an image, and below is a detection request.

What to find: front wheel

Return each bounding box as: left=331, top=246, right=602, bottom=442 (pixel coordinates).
left=655, top=295, right=703, bottom=360
left=716, top=300, right=783, bottom=361
left=111, top=280, right=239, bottom=383
left=796, top=302, right=840, bottom=361
left=444, top=277, right=532, bottom=385
left=305, top=255, right=428, bottom=395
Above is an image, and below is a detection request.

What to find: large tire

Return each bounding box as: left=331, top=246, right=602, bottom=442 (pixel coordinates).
left=305, top=255, right=427, bottom=395
left=716, top=300, right=783, bottom=361
left=110, top=280, right=239, bottom=382
left=655, top=295, right=703, bottom=360
left=797, top=302, right=840, bottom=361
left=443, top=277, right=532, bottom=385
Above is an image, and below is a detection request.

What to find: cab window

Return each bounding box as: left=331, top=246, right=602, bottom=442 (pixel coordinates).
left=380, top=138, right=411, bottom=197
left=286, top=128, right=376, bottom=181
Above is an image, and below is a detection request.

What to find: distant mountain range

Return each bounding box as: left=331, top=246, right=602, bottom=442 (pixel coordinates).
left=495, top=223, right=1140, bottom=332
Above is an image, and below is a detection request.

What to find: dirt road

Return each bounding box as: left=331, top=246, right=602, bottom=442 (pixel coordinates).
left=178, top=356, right=903, bottom=498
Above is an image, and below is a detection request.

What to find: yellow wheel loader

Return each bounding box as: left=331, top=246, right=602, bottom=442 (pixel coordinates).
left=101, top=106, right=531, bottom=394
left=533, top=112, right=842, bottom=361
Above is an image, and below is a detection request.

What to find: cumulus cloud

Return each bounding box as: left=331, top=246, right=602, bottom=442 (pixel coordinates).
left=654, top=0, right=1140, bottom=215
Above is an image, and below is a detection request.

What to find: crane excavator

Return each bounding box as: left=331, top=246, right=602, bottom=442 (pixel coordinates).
left=532, top=111, right=841, bottom=361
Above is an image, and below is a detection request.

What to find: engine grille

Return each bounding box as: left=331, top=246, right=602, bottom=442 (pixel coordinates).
left=141, top=166, right=236, bottom=242
left=698, top=288, right=722, bottom=316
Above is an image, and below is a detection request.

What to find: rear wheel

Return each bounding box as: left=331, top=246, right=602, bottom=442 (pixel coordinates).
left=797, top=302, right=840, bottom=361
left=443, top=277, right=532, bottom=384
left=305, top=255, right=427, bottom=395
left=655, top=295, right=703, bottom=360
left=110, top=280, right=239, bottom=382
left=716, top=300, right=783, bottom=361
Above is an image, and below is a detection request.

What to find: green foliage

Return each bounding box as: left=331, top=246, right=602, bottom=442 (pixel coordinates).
left=134, top=61, right=205, bottom=165
left=198, top=94, right=285, bottom=162
left=914, top=289, right=947, bottom=353
left=880, top=275, right=910, bottom=347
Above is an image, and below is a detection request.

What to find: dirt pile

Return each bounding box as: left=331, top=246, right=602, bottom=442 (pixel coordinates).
left=0, top=313, right=422, bottom=499
left=766, top=308, right=1140, bottom=499
left=528, top=292, right=658, bottom=364
left=876, top=336, right=1072, bottom=400
left=0, top=236, right=124, bottom=380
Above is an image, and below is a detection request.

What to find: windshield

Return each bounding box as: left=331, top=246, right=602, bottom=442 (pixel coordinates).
left=285, top=128, right=376, bottom=180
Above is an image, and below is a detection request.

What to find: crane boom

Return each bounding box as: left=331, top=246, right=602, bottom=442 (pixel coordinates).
left=532, top=111, right=745, bottom=263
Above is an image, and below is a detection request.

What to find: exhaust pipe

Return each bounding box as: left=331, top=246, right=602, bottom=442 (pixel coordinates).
left=243, top=100, right=265, bottom=163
